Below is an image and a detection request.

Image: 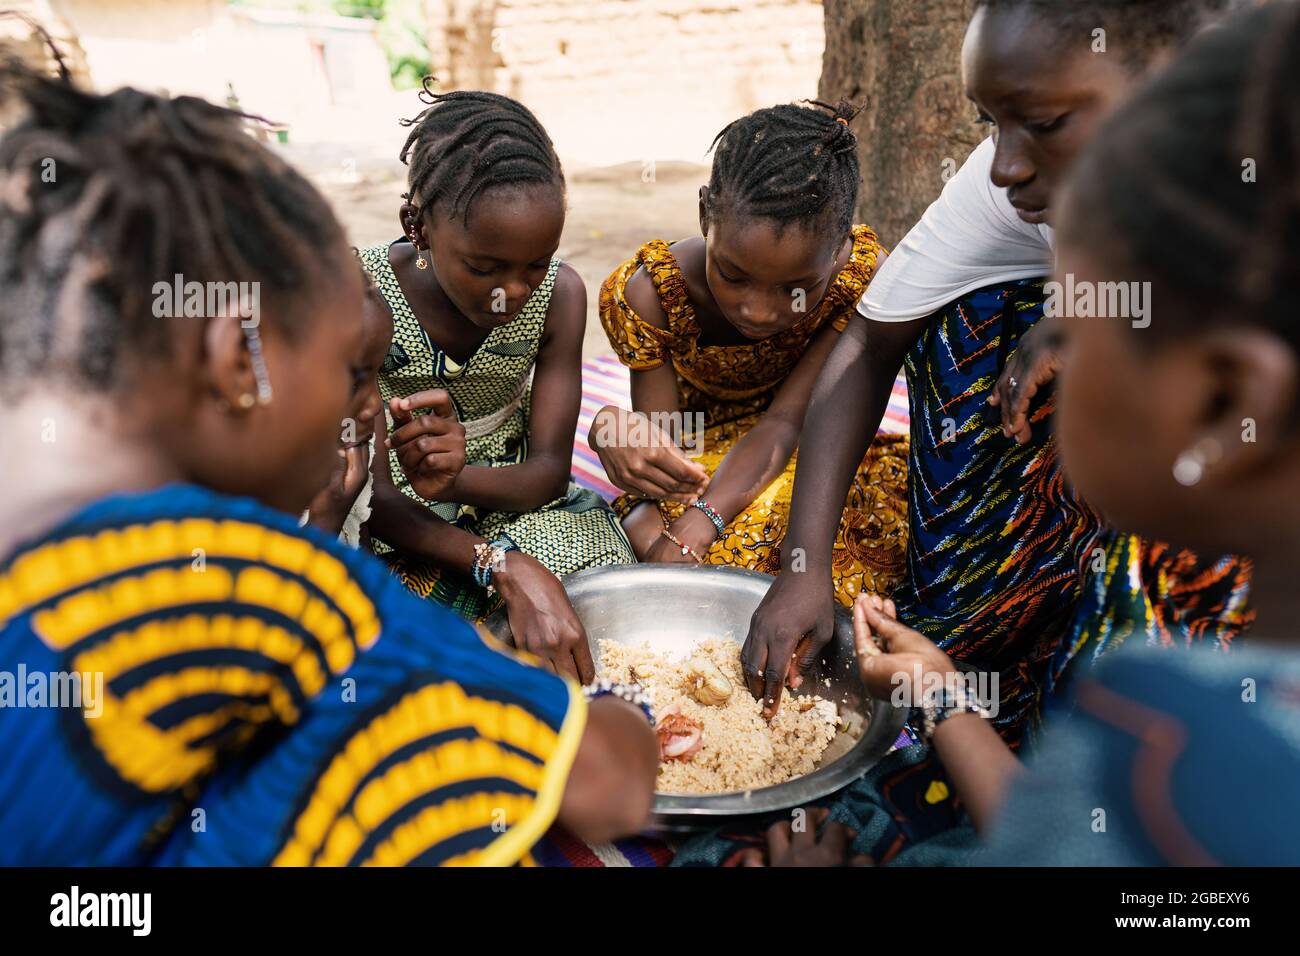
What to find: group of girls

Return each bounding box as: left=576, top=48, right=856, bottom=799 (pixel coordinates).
left=0, top=0, right=1297, bottom=867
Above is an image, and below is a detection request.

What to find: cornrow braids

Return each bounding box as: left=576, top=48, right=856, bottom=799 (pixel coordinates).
left=1061, top=0, right=1300, bottom=356
left=976, top=0, right=1256, bottom=67
left=398, top=81, right=564, bottom=227
left=705, top=99, right=863, bottom=239
left=0, top=48, right=349, bottom=397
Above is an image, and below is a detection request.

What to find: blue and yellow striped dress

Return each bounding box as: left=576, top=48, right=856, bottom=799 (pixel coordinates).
left=0, top=484, right=585, bottom=866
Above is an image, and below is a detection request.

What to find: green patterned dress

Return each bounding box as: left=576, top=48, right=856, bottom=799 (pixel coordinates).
left=360, top=241, right=634, bottom=619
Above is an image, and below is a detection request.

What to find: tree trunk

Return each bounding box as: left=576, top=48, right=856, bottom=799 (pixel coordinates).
left=819, top=0, right=982, bottom=248
left=423, top=0, right=503, bottom=93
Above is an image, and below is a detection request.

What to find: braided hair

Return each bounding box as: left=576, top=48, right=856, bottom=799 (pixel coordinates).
left=398, top=81, right=564, bottom=228
left=976, top=0, right=1257, bottom=67
left=704, top=99, right=862, bottom=239
left=1061, top=0, right=1300, bottom=356
left=0, top=38, right=349, bottom=397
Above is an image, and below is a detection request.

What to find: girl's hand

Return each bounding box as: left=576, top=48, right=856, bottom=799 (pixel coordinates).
left=588, top=405, right=709, bottom=503
left=743, top=571, right=836, bottom=717
left=644, top=510, right=717, bottom=565
left=988, top=315, right=1064, bottom=445
left=728, top=808, right=870, bottom=867
left=494, top=552, right=596, bottom=684
left=852, top=594, right=958, bottom=704
left=387, top=389, right=467, bottom=501
left=306, top=443, right=370, bottom=535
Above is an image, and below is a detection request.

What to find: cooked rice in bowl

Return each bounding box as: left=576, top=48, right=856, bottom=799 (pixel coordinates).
left=598, top=637, right=840, bottom=795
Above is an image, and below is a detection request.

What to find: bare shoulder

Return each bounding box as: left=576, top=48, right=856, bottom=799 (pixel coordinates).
left=544, top=261, right=587, bottom=336
left=622, top=264, right=670, bottom=332
left=552, top=260, right=587, bottom=305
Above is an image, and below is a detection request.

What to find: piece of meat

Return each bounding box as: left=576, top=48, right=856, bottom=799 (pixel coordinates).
left=655, top=703, right=704, bottom=761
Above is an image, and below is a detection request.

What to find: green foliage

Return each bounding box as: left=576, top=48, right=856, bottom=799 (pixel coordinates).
left=373, top=0, right=433, bottom=90
left=334, top=0, right=386, bottom=17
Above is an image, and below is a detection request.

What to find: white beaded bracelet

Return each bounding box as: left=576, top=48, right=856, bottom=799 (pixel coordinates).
left=582, top=678, right=656, bottom=726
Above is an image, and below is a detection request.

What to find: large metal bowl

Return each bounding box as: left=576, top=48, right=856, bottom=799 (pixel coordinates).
left=483, top=564, right=905, bottom=833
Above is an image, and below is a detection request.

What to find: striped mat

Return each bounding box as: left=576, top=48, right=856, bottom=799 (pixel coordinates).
left=546, top=356, right=914, bottom=867
left=571, top=354, right=911, bottom=501
left=533, top=828, right=676, bottom=868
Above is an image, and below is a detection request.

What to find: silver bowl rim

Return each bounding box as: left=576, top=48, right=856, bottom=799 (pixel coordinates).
left=483, top=563, right=907, bottom=818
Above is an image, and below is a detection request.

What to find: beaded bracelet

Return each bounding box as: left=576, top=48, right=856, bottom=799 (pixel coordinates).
left=660, top=528, right=703, bottom=564
left=582, top=678, right=656, bottom=726
left=691, top=499, right=725, bottom=537
left=920, top=683, right=990, bottom=742
left=472, top=535, right=519, bottom=596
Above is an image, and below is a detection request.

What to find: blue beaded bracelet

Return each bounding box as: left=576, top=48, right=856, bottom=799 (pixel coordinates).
left=692, top=499, right=725, bottom=537
left=472, top=535, right=519, bottom=595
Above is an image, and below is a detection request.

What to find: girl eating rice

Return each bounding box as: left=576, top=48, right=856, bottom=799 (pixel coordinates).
left=361, top=87, right=634, bottom=683
left=594, top=100, right=909, bottom=619
left=0, top=53, right=657, bottom=866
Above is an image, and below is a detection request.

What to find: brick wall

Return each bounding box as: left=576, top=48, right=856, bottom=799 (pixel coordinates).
left=426, top=0, right=825, bottom=164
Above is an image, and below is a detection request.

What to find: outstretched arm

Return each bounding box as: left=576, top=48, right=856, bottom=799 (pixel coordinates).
left=742, top=311, right=927, bottom=715
left=853, top=595, right=1022, bottom=833
left=655, top=322, right=841, bottom=560
left=557, top=696, right=659, bottom=844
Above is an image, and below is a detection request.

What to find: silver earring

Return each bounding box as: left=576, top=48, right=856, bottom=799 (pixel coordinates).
left=1173, top=453, right=1204, bottom=487
left=241, top=321, right=274, bottom=405
left=1172, top=437, right=1223, bottom=487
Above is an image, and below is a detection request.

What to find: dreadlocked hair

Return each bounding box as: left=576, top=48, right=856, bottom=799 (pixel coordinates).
left=398, top=81, right=564, bottom=228
left=1061, top=0, right=1300, bottom=358
left=0, top=43, right=349, bottom=397
left=976, top=0, right=1257, bottom=67
left=704, top=99, right=863, bottom=239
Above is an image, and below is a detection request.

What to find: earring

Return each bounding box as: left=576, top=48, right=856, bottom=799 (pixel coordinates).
left=1172, top=437, right=1223, bottom=487
left=408, top=230, right=428, bottom=270
left=240, top=321, right=274, bottom=405
left=237, top=393, right=257, bottom=410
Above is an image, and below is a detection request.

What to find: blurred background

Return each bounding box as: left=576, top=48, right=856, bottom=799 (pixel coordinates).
left=2, top=0, right=982, bottom=354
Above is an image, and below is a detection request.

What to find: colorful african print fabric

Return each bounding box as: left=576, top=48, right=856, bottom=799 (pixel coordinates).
left=360, top=241, right=634, bottom=619
left=0, top=484, right=585, bottom=866
left=984, top=641, right=1300, bottom=866
left=1045, top=530, right=1254, bottom=708
left=672, top=279, right=1253, bottom=868
left=897, top=279, right=1102, bottom=741
left=897, top=279, right=1252, bottom=739
left=599, top=226, right=910, bottom=603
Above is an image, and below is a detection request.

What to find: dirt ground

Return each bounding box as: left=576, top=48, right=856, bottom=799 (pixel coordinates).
left=290, top=142, right=709, bottom=359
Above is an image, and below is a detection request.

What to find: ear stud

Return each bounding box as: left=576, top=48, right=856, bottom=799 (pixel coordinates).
left=1172, top=437, right=1223, bottom=487
left=237, top=393, right=256, bottom=410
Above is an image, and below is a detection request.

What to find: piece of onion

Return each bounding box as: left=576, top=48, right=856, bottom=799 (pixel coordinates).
left=656, top=707, right=704, bottom=761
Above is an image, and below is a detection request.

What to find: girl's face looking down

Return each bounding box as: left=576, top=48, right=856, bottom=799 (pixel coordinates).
left=164, top=260, right=369, bottom=516
left=962, top=4, right=1139, bottom=225
left=1053, top=232, right=1300, bottom=562
left=700, top=205, right=843, bottom=340
left=404, top=183, right=564, bottom=331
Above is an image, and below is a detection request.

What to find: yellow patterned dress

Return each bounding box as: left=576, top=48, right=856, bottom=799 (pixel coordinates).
left=361, top=242, right=635, bottom=619
left=598, top=225, right=909, bottom=605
